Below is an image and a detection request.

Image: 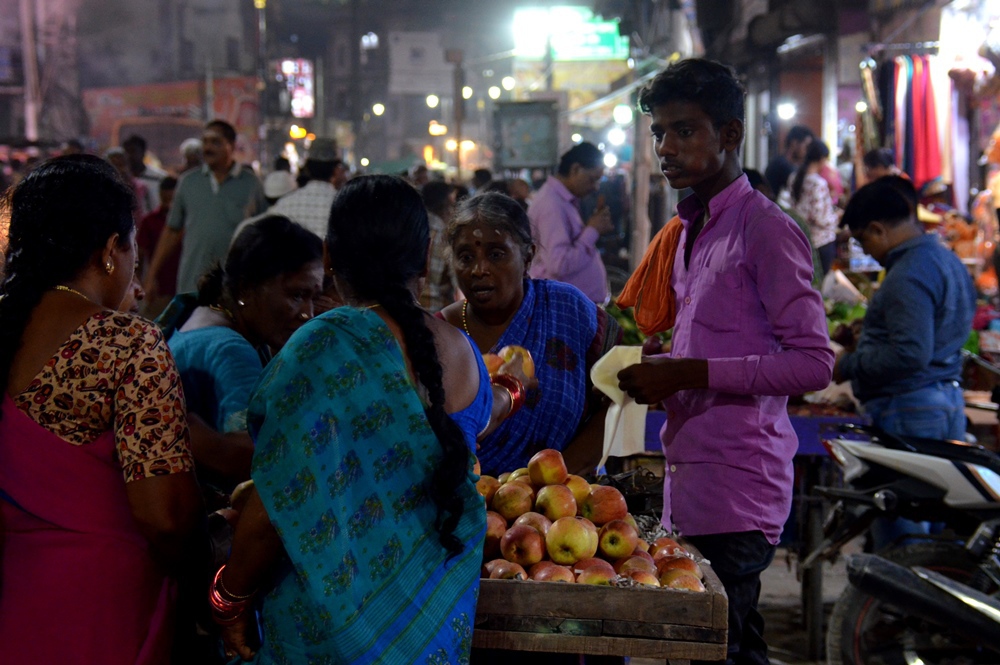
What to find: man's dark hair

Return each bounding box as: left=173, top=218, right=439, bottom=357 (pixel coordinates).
left=472, top=168, right=492, bottom=188
left=557, top=142, right=603, bottom=176
left=863, top=147, right=895, bottom=170
left=422, top=180, right=454, bottom=216
left=638, top=58, right=745, bottom=127
left=273, top=156, right=290, bottom=172
left=784, top=125, right=813, bottom=149
left=305, top=158, right=340, bottom=182
left=122, top=134, right=147, bottom=153
left=842, top=175, right=917, bottom=232
left=160, top=176, right=178, bottom=192
left=205, top=119, right=237, bottom=145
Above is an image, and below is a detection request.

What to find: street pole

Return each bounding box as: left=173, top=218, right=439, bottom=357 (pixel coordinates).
left=447, top=49, right=464, bottom=182
left=254, top=0, right=268, bottom=168
left=19, top=0, right=41, bottom=141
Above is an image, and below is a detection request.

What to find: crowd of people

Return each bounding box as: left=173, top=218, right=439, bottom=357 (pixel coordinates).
left=0, top=53, right=982, bottom=665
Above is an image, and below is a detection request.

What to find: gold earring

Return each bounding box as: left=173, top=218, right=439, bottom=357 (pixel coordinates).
left=105, top=261, right=114, bottom=275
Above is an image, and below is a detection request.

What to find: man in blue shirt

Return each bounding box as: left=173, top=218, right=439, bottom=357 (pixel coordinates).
left=835, top=175, right=975, bottom=439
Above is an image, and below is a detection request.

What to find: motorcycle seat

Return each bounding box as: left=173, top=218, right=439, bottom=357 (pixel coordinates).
left=878, top=431, right=1000, bottom=477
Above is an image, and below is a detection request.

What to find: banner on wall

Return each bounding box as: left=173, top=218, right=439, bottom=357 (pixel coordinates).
left=82, top=77, right=260, bottom=168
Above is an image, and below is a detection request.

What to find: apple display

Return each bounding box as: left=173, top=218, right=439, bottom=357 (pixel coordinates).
left=497, top=344, right=535, bottom=379
left=534, top=484, right=577, bottom=521
left=500, top=524, right=545, bottom=567
left=580, top=485, right=629, bottom=526
left=507, top=467, right=531, bottom=483
left=597, top=519, right=639, bottom=560
left=563, top=474, right=591, bottom=508
left=651, top=536, right=686, bottom=557
left=498, top=471, right=512, bottom=484
left=476, top=476, right=501, bottom=504
left=527, top=448, right=569, bottom=486
left=545, top=516, right=598, bottom=564
left=491, top=482, right=534, bottom=522
left=514, top=511, right=552, bottom=537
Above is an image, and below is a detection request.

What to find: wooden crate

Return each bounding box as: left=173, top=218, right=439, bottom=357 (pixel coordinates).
left=473, top=550, right=728, bottom=659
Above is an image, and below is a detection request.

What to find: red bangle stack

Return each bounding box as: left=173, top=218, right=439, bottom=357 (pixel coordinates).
left=491, top=373, right=526, bottom=416
left=209, top=565, right=256, bottom=625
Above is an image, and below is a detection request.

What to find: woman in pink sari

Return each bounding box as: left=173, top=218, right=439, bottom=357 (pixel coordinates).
left=0, top=155, right=202, bottom=664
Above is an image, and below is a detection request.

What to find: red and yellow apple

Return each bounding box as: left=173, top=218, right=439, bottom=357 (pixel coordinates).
left=534, top=484, right=577, bottom=521
left=580, top=485, right=629, bottom=526
left=507, top=467, right=532, bottom=484
left=546, top=516, right=598, bottom=564
left=598, top=519, right=639, bottom=560
left=656, top=555, right=704, bottom=580
left=563, top=474, right=591, bottom=508
left=514, top=511, right=552, bottom=537
left=488, top=560, right=528, bottom=580
left=651, top=536, right=686, bottom=557
left=498, top=344, right=535, bottom=379
left=614, top=554, right=657, bottom=575
left=476, top=475, right=501, bottom=504
left=500, top=524, right=545, bottom=567
left=575, top=558, right=617, bottom=585
left=491, top=482, right=533, bottom=522
left=498, top=471, right=512, bottom=484
left=625, top=569, right=661, bottom=587
left=659, top=568, right=706, bottom=591
left=528, top=448, right=569, bottom=486
left=530, top=562, right=576, bottom=583
left=483, top=353, right=504, bottom=377
left=484, top=511, right=507, bottom=559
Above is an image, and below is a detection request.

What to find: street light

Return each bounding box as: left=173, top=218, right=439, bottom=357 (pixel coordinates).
left=571, top=133, right=582, bottom=143
left=360, top=157, right=370, bottom=167
left=426, top=94, right=440, bottom=108
left=501, top=76, right=515, bottom=91
left=445, top=139, right=458, bottom=151
left=777, top=102, right=797, bottom=120
left=372, top=103, right=385, bottom=116
left=462, top=86, right=473, bottom=100
left=488, top=86, right=501, bottom=100
left=429, top=120, right=448, bottom=136
left=607, top=127, right=626, bottom=146
left=855, top=100, right=868, bottom=113
left=613, top=104, right=633, bottom=125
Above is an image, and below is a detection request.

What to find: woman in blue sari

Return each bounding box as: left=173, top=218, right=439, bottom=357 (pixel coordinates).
left=213, top=176, right=527, bottom=664
left=439, top=193, right=621, bottom=477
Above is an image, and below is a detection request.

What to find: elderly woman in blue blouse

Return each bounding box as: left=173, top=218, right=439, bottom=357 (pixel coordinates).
left=162, top=215, right=324, bottom=491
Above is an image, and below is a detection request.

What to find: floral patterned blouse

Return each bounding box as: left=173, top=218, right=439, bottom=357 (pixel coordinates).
left=13, top=311, right=194, bottom=482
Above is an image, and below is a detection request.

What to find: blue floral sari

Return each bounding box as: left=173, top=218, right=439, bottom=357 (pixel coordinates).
left=247, top=307, right=488, bottom=664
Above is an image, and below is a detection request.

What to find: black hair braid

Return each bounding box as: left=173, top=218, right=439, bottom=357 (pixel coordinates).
left=357, top=273, right=469, bottom=556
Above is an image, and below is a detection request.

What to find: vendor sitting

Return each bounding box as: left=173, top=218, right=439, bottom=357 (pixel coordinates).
left=439, top=192, right=622, bottom=477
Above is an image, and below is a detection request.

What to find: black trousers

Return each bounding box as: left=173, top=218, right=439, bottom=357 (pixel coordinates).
left=685, top=530, right=776, bottom=665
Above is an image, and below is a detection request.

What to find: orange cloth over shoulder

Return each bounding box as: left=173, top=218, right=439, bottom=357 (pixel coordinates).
left=615, top=215, right=683, bottom=336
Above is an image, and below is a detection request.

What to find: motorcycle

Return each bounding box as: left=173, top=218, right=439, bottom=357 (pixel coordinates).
left=801, top=423, right=1000, bottom=664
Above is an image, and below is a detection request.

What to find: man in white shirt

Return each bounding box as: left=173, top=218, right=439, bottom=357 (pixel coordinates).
left=269, top=138, right=344, bottom=239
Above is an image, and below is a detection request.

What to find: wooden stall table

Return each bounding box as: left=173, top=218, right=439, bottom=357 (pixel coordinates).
left=473, top=542, right=728, bottom=662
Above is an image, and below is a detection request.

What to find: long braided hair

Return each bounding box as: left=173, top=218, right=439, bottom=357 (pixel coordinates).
left=0, top=155, right=135, bottom=416
left=326, top=175, right=469, bottom=556
left=791, top=139, right=830, bottom=204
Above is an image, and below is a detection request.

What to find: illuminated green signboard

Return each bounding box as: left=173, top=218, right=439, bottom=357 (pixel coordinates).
left=513, top=6, right=630, bottom=62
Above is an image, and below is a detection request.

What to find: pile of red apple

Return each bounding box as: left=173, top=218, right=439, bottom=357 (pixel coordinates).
left=476, top=449, right=706, bottom=592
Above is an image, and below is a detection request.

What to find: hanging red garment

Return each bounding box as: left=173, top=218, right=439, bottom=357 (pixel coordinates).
left=894, top=57, right=909, bottom=171
left=911, top=56, right=929, bottom=187
left=920, top=56, right=942, bottom=191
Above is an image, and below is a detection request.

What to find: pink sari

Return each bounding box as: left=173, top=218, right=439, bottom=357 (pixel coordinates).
left=0, top=397, right=175, bottom=664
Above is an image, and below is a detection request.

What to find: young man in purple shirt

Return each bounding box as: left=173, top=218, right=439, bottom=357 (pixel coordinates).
left=618, top=59, right=833, bottom=665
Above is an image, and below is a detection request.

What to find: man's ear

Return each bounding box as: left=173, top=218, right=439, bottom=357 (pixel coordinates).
left=721, top=119, right=745, bottom=153
left=523, top=243, right=537, bottom=274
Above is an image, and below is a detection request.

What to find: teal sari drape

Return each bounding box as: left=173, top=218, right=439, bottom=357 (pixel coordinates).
left=247, top=307, right=486, bottom=665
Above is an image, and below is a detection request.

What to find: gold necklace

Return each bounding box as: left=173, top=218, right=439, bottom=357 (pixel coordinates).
left=208, top=304, right=233, bottom=319
left=53, top=284, right=97, bottom=304
left=461, top=299, right=471, bottom=336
